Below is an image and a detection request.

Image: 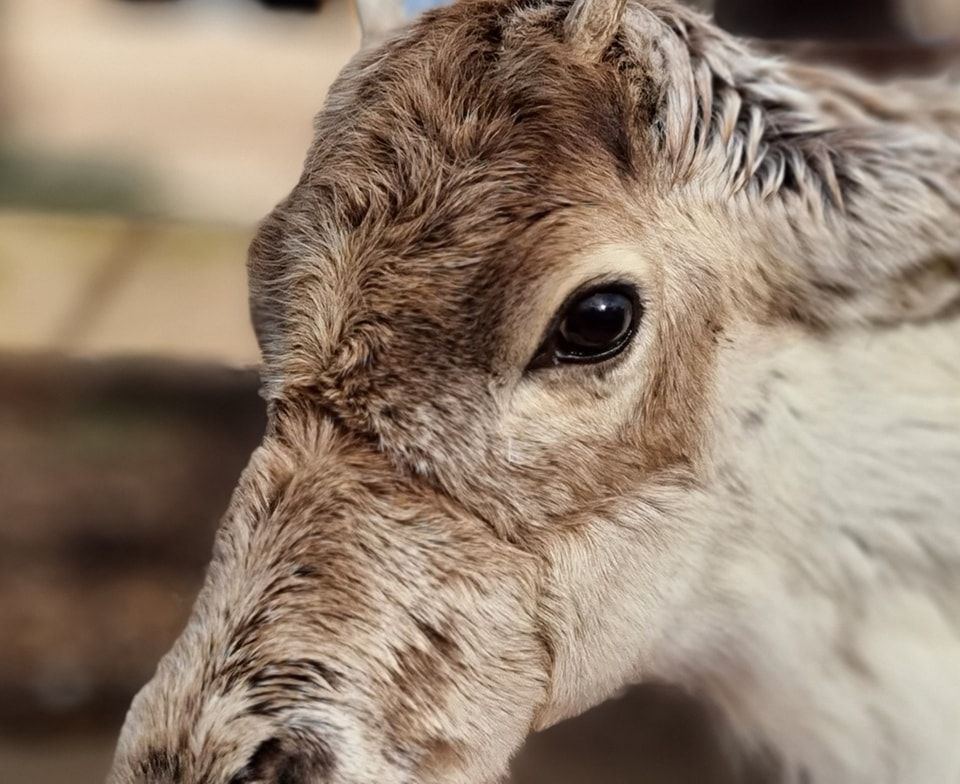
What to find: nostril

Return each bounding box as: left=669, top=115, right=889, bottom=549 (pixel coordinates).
left=229, top=736, right=334, bottom=784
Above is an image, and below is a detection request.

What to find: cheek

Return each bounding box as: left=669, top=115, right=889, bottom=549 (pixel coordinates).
left=504, top=372, right=642, bottom=456
left=490, top=381, right=646, bottom=515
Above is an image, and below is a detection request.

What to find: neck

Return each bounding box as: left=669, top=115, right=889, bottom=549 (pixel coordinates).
left=669, top=317, right=960, bottom=782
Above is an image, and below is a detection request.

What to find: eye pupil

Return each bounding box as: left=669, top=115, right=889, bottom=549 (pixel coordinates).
left=551, top=287, right=638, bottom=363
left=528, top=284, right=641, bottom=370
left=559, top=292, right=633, bottom=351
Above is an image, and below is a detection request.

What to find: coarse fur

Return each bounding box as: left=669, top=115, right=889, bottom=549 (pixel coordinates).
left=109, top=1, right=960, bottom=782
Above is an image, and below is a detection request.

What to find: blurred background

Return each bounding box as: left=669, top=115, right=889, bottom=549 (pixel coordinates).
left=1, top=1, right=958, bottom=782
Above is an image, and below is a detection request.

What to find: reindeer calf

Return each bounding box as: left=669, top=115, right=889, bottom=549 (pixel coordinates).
left=109, top=1, right=960, bottom=782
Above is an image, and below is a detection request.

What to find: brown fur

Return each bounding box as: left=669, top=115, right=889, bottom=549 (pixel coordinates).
left=110, top=1, right=960, bottom=782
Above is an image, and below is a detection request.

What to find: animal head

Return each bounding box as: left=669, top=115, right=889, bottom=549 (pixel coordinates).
left=109, top=1, right=960, bottom=782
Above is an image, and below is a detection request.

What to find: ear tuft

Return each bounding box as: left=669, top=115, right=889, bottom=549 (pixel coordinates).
left=564, top=0, right=627, bottom=61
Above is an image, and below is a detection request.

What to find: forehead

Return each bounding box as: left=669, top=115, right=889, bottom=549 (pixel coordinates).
left=248, top=0, right=646, bottom=389
left=309, top=0, right=637, bottom=204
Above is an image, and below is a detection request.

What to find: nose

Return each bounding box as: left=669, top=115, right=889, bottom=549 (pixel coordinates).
left=231, top=736, right=333, bottom=784
left=109, top=409, right=548, bottom=784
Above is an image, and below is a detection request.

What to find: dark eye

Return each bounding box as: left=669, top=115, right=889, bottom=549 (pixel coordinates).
left=530, top=285, right=641, bottom=369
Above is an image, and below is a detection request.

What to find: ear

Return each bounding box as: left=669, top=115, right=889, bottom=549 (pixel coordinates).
left=635, top=2, right=960, bottom=326
left=761, top=68, right=960, bottom=326
left=657, top=26, right=960, bottom=327
left=564, top=0, right=628, bottom=61
left=355, top=0, right=454, bottom=47
left=233, top=736, right=333, bottom=784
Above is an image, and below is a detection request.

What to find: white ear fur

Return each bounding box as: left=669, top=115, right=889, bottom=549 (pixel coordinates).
left=789, top=123, right=960, bottom=325
left=750, top=69, right=960, bottom=325
left=648, top=22, right=960, bottom=326
left=355, top=0, right=455, bottom=47
left=563, top=0, right=627, bottom=61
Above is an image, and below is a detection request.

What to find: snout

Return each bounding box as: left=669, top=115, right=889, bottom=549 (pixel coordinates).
left=108, top=412, right=549, bottom=784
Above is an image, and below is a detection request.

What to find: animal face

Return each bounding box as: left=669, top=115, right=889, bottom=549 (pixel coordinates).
left=110, top=0, right=960, bottom=782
